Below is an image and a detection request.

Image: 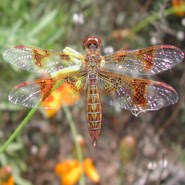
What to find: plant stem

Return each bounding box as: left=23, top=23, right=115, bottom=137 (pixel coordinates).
left=119, top=163, right=125, bottom=185
left=63, top=106, right=85, bottom=185
left=0, top=107, right=38, bottom=153
left=129, top=5, right=185, bottom=35
left=0, top=105, right=86, bottom=184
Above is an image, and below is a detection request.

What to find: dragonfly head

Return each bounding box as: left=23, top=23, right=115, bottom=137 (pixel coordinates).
left=83, top=36, right=102, bottom=51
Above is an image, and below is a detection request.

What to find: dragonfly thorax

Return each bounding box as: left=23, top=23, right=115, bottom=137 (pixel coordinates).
left=84, top=51, right=102, bottom=73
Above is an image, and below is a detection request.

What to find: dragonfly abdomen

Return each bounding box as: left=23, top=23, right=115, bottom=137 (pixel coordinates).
left=86, top=76, right=102, bottom=146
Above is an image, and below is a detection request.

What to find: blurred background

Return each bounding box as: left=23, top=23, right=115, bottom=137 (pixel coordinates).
left=0, top=0, right=185, bottom=185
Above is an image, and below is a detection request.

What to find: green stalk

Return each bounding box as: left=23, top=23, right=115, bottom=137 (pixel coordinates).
left=129, top=5, right=185, bottom=35
left=0, top=105, right=85, bottom=184
left=119, top=163, right=125, bottom=185
left=63, top=106, right=85, bottom=185
left=0, top=107, right=38, bottom=153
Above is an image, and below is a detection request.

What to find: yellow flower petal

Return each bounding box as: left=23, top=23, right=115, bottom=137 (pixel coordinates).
left=172, top=0, right=185, bottom=16
left=83, top=158, right=100, bottom=183
left=55, top=160, right=82, bottom=185
left=2, top=176, right=14, bottom=185
left=55, top=158, right=100, bottom=185
left=62, top=166, right=82, bottom=185
left=0, top=166, right=14, bottom=185
left=43, top=83, right=80, bottom=118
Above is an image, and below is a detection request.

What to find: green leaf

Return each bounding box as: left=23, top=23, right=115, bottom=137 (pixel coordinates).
left=28, top=9, right=58, bottom=37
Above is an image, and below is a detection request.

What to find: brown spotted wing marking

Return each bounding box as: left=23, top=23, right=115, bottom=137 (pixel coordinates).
left=99, top=71, right=178, bottom=116
left=32, top=47, right=50, bottom=68
left=86, top=73, right=102, bottom=146
left=131, top=79, right=149, bottom=106
left=3, top=46, right=83, bottom=74
left=8, top=72, right=86, bottom=109
left=102, top=45, right=184, bottom=76
left=138, top=48, right=155, bottom=70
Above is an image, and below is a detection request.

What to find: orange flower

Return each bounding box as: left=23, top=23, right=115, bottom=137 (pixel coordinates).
left=0, top=166, right=14, bottom=185
left=83, top=158, right=100, bottom=183
left=42, top=83, right=80, bottom=117
left=55, top=160, right=82, bottom=185
left=172, top=0, right=185, bottom=16
left=55, top=158, right=100, bottom=185
left=2, top=177, right=14, bottom=185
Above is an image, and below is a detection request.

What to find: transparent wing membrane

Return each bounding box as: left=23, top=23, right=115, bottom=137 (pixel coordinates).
left=102, top=45, right=184, bottom=76
left=99, top=71, right=178, bottom=116
left=3, top=42, right=183, bottom=116
left=3, top=46, right=83, bottom=74
left=9, top=73, right=86, bottom=109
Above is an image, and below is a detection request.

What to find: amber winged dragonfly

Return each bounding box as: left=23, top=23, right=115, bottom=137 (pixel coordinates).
left=3, top=36, right=184, bottom=146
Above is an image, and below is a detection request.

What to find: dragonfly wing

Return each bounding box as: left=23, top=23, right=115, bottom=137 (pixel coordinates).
left=9, top=72, right=86, bottom=109
left=9, top=79, right=54, bottom=109
left=101, top=45, right=184, bottom=76
left=3, top=46, right=84, bottom=74
left=99, top=71, right=178, bottom=116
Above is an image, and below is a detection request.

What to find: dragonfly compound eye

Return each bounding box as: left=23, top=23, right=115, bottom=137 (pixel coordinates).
left=83, top=36, right=102, bottom=50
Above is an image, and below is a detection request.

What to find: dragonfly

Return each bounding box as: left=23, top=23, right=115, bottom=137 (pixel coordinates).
left=3, top=36, right=184, bottom=146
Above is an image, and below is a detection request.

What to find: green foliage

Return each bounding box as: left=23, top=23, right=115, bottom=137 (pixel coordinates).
left=0, top=1, right=73, bottom=184
left=0, top=0, right=69, bottom=49
left=0, top=137, right=30, bottom=185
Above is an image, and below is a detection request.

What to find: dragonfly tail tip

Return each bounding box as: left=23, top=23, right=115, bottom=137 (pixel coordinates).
left=93, top=141, right=97, bottom=147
